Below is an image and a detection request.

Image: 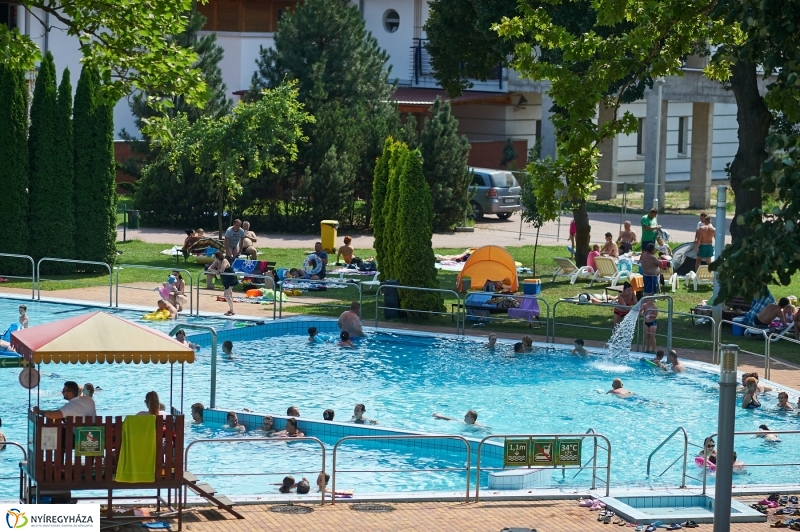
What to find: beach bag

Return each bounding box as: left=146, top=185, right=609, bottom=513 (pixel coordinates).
left=358, top=261, right=377, bottom=272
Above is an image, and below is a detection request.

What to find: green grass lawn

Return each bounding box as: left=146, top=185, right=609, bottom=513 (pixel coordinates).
left=9, top=240, right=798, bottom=364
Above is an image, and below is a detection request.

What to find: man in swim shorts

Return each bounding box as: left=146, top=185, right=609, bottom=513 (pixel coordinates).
left=694, top=216, right=715, bottom=270
left=617, top=221, right=637, bottom=254
left=754, top=297, right=791, bottom=328
left=639, top=243, right=662, bottom=296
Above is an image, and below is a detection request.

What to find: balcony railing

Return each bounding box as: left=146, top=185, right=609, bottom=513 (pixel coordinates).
left=411, top=38, right=505, bottom=90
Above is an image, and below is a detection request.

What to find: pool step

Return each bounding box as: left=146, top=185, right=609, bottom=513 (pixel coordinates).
left=183, top=471, right=244, bottom=520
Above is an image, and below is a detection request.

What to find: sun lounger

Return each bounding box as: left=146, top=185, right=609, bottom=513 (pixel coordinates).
left=590, top=257, right=631, bottom=287
left=552, top=257, right=594, bottom=284
left=508, top=297, right=541, bottom=327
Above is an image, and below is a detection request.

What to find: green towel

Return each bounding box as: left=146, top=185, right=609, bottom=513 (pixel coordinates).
left=116, top=415, right=156, bottom=483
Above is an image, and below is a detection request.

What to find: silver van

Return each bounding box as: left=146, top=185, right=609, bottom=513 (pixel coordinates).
left=469, top=168, right=522, bottom=220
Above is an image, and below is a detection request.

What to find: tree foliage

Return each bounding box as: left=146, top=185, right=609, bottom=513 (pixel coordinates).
left=396, top=150, right=444, bottom=313
left=1, top=0, right=208, bottom=109
left=144, top=82, right=313, bottom=235
left=380, top=142, right=409, bottom=281
left=0, top=64, right=29, bottom=274
left=371, top=139, right=393, bottom=278
left=128, top=9, right=233, bottom=228
left=518, top=170, right=547, bottom=278
left=247, top=0, right=402, bottom=231
left=28, top=52, right=60, bottom=264
left=418, top=98, right=472, bottom=231
left=54, top=68, right=76, bottom=263
left=73, top=65, right=117, bottom=265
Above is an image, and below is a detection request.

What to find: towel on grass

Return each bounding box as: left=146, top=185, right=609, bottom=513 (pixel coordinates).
left=116, top=415, right=156, bottom=483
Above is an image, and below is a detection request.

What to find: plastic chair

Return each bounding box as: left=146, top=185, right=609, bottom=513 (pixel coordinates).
left=686, top=265, right=714, bottom=291
left=551, top=257, right=593, bottom=284
left=590, top=257, right=631, bottom=287
left=360, top=272, right=380, bottom=291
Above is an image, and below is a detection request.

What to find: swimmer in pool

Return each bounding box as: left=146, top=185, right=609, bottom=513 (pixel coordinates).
left=570, top=339, right=588, bottom=356
left=274, top=417, right=304, bottom=437
left=777, top=391, right=794, bottom=411
left=224, top=412, right=246, bottom=432
left=607, top=378, right=633, bottom=397
left=259, top=415, right=275, bottom=435
left=667, top=350, right=685, bottom=373
left=338, top=331, right=354, bottom=347
left=485, top=333, right=497, bottom=349
left=699, top=438, right=717, bottom=460
left=308, top=327, right=329, bottom=343
left=741, top=376, right=761, bottom=409
left=513, top=342, right=524, bottom=354
left=757, top=424, right=781, bottom=442
left=287, top=406, right=300, bottom=417
left=737, top=372, right=772, bottom=394
left=521, top=336, right=534, bottom=352
left=351, top=403, right=377, bottom=425
left=221, top=340, right=233, bottom=356
left=191, top=403, right=204, bottom=423
left=175, top=329, right=200, bottom=351
left=433, top=409, right=481, bottom=426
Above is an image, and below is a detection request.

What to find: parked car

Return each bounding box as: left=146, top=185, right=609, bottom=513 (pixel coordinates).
left=469, top=168, right=522, bottom=220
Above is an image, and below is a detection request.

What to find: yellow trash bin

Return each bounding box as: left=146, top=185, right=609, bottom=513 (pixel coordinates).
left=320, top=220, right=339, bottom=253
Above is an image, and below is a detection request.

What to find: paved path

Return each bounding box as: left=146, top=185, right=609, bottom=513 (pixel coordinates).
left=118, top=211, right=732, bottom=249
left=112, top=498, right=778, bottom=531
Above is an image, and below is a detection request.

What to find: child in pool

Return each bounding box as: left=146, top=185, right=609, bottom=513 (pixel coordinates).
left=777, top=391, right=794, bottom=411
left=485, top=333, right=497, bottom=350
left=570, top=339, right=588, bottom=356
left=308, top=327, right=329, bottom=343
left=337, top=331, right=354, bottom=347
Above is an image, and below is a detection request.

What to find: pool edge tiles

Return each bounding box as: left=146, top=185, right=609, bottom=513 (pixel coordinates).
left=600, top=493, right=767, bottom=524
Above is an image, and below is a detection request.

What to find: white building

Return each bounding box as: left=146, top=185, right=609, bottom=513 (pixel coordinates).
left=3, top=0, right=744, bottom=208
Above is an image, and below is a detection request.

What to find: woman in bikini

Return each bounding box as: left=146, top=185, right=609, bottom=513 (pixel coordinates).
left=742, top=376, right=761, bottom=409
left=640, top=299, right=658, bottom=354
left=613, top=282, right=637, bottom=326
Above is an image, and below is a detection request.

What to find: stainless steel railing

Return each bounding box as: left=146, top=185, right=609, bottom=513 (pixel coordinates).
left=36, top=258, right=112, bottom=306
left=277, top=278, right=363, bottom=320
left=374, top=285, right=463, bottom=335
left=184, top=437, right=327, bottom=504
left=0, top=253, right=35, bottom=299
left=331, top=434, right=472, bottom=503
left=115, top=265, right=194, bottom=315
left=701, top=430, right=800, bottom=494
left=0, top=441, right=28, bottom=503
left=475, top=432, right=612, bottom=501
left=645, top=427, right=703, bottom=488
left=716, top=319, right=771, bottom=379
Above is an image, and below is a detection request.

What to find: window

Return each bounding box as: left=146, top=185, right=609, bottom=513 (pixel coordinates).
left=677, top=116, right=688, bottom=155
left=471, top=173, right=486, bottom=187
left=636, top=118, right=646, bottom=156
left=383, top=9, right=399, bottom=32
left=490, top=172, right=518, bottom=188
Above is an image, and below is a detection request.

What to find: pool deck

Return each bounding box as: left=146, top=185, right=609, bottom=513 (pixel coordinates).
left=109, top=497, right=781, bottom=531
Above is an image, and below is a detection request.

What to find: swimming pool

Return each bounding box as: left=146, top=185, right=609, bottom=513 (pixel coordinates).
left=1, top=297, right=799, bottom=501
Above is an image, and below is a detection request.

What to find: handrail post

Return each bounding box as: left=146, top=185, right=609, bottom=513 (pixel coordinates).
left=169, top=325, right=217, bottom=408
left=37, top=258, right=112, bottom=306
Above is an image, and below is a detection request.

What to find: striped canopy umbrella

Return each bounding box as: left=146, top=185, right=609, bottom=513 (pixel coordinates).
left=10, top=311, right=195, bottom=365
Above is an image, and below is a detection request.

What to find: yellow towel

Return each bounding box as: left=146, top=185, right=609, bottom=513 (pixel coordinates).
left=116, top=415, right=156, bottom=483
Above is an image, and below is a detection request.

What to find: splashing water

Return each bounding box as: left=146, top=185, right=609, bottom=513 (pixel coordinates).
left=606, top=300, right=642, bottom=356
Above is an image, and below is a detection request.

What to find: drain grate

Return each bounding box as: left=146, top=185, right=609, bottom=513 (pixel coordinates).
left=350, top=503, right=395, bottom=513
left=270, top=504, right=314, bottom=514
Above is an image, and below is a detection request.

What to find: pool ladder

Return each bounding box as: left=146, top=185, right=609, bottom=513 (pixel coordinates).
left=646, top=427, right=703, bottom=488
left=569, top=428, right=608, bottom=491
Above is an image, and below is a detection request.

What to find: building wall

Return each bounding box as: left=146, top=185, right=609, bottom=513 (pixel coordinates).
left=203, top=31, right=275, bottom=93
left=362, top=0, right=415, bottom=85
left=467, top=140, right=528, bottom=170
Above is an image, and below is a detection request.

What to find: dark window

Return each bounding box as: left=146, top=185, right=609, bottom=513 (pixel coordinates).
left=677, top=116, right=688, bottom=155
left=471, top=173, right=486, bottom=186
left=636, top=118, right=645, bottom=156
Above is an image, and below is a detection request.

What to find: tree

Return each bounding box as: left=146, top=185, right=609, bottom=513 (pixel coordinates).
left=380, top=142, right=409, bottom=281
left=418, top=98, right=472, bottom=231
left=54, top=68, right=76, bottom=262
left=518, top=171, right=547, bottom=279
left=500, top=138, right=518, bottom=169
left=143, top=82, right=313, bottom=235
left=1, top=0, right=208, bottom=109
left=0, top=64, right=29, bottom=274
left=73, top=66, right=117, bottom=265
left=127, top=9, right=233, bottom=228
left=371, top=139, right=393, bottom=276
left=396, top=150, right=444, bottom=313
left=248, top=0, right=401, bottom=231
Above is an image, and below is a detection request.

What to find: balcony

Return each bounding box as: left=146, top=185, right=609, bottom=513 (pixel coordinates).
left=410, top=38, right=508, bottom=93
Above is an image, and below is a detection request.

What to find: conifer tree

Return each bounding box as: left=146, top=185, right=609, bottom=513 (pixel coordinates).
left=28, top=52, right=63, bottom=266
left=395, top=150, right=443, bottom=313
left=54, top=68, right=76, bottom=262
left=418, top=98, right=472, bottom=230
left=74, top=66, right=117, bottom=265
left=381, top=142, right=409, bottom=281
left=0, top=65, right=29, bottom=274
left=371, top=139, right=393, bottom=278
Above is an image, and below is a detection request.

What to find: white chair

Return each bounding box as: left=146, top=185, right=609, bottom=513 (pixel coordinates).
left=360, top=272, right=380, bottom=291
left=686, top=265, right=714, bottom=291
left=551, top=257, right=593, bottom=285
left=590, top=257, right=631, bottom=287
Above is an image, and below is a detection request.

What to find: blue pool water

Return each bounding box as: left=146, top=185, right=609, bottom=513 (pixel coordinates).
left=1, top=297, right=799, bottom=500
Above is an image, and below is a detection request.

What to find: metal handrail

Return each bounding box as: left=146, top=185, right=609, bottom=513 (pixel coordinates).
left=462, top=293, right=551, bottom=340
left=277, top=278, right=363, bottom=320
left=571, top=428, right=600, bottom=480
left=169, top=325, right=217, bottom=408
left=645, top=427, right=690, bottom=487
left=331, top=434, right=471, bottom=504
left=115, top=265, right=194, bottom=316
left=374, top=285, right=463, bottom=335
left=656, top=311, right=716, bottom=363
left=0, top=441, right=28, bottom=462
left=550, top=298, right=639, bottom=345
left=475, top=432, right=613, bottom=501
left=716, top=319, right=771, bottom=379
left=0, top=254, right=35, bottom=299
left=36, top=258, right=112, bottom=306
left=701, top=430, right=800, bottom=494
left=0, top=441, right=28, bottom=503
left=185, top=437, right=326, bottom=504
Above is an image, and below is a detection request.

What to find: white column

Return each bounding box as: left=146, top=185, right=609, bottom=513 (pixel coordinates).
left=16, top=4, right=26, bottom=34
left=689, top=102, right=714, bottom=209
left=643, top=88, right=667, bottom=209
left=595, top=104, right=618, bottom=199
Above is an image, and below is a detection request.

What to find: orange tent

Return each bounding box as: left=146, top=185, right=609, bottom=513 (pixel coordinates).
left=456, top=245, right=518, bottom=292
